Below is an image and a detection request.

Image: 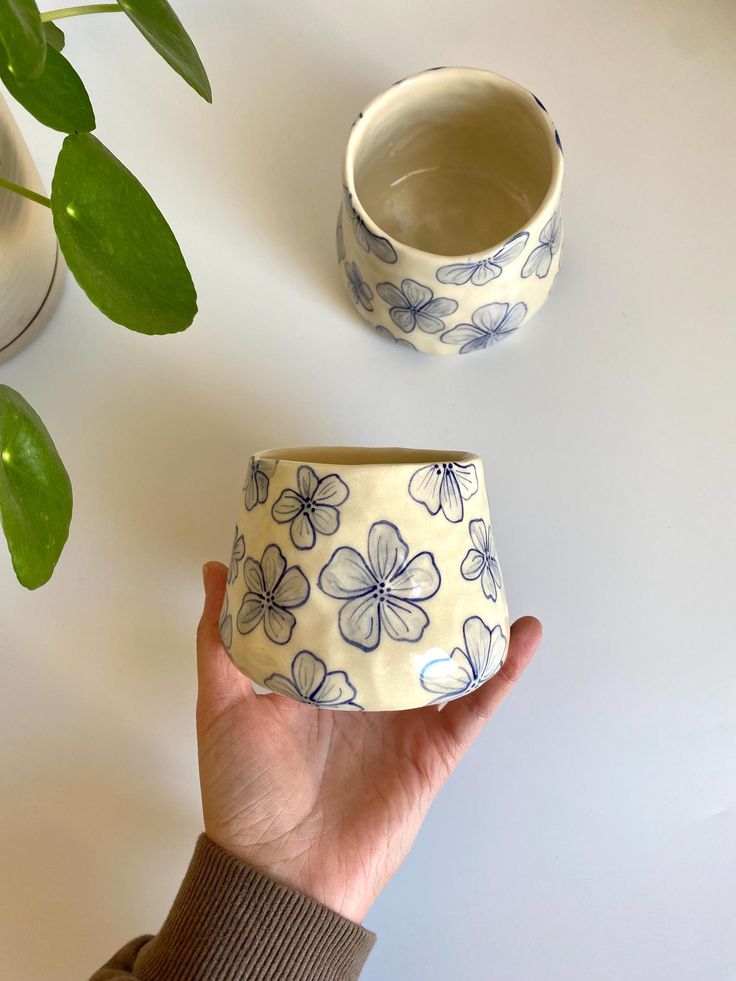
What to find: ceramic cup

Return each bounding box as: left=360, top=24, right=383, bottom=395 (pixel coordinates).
left=221, top=447, right=509, bottom=712
left=337, top=67, right=563, bottom=356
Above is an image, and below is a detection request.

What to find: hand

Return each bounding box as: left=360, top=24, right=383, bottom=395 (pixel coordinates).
left=197, top=561, right=541, bottom=923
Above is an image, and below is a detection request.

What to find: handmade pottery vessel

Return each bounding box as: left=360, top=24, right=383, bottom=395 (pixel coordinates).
left=337, top=67, right=563, bottom=356
left=221, top=447, right=509, bottom=712
left=0, top=95, right=64, bottom=365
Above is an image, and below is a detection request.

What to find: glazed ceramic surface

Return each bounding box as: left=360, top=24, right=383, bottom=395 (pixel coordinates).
left=221, top=447, right=509, bottom=712
left=0, top=95, right=63, bottom=364
left=337, top=67, right=563, bottom=356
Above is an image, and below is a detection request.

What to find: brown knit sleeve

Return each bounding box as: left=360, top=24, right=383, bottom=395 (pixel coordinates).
left=89, top=835, right=376, bottom=981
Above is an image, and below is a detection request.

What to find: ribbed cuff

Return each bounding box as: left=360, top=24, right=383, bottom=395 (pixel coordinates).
left=135, top=835, right=376, bottom=981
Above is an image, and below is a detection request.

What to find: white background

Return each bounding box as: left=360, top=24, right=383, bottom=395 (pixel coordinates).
left=1, top=1, right=735, bottom=978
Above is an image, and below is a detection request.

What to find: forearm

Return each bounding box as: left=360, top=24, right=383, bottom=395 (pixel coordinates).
left=90, top=836, right=376, bottom=981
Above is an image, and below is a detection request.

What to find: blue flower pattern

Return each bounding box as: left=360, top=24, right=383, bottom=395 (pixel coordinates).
left=342, top=186, right=397, bottom=263
left=336, top=212, right=345, bottom=262
left=345, top=261, right=373, bottom=311
left=436, top=231, right=528, bottom=286
left=409, top=461, right=478, bottom=523
left=521, top=212, right=561, bottom=279
left=377, top=279, right=458, bottom=334
left=375, top=325, right=416, bottom=350
left=420, top=616, right=507, bottom=702
left=219, top=594, right=233, bottom=651
left=244, top=456, right=277, bottom=511
left=461, top=519, right=502, bottom=600
left=272, top=465, right=349, bottom=550
left=265, top=650, right=363, bottom=710
left=237, top=545, right=310, bottom=645
left=441, top=301, right=527, bottom=354
left=318, top=520, right=440, bottom=652
left=228, top=526, right=245, bottom=583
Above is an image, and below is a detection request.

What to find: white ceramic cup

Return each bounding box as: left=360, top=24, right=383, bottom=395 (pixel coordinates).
left=337, top=67, right=563, bottom=355
left=221, top=447, right=509, bottom=712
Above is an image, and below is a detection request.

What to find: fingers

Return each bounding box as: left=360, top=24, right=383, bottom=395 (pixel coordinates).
left=441, top=616, right=542, bottom=750
left=197, top=561, right=253, bottom=718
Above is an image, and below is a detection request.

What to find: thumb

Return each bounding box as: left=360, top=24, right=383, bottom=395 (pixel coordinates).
left=440, top=616, right=542, bottom=750
left=196, top=561, right=253, bottom=720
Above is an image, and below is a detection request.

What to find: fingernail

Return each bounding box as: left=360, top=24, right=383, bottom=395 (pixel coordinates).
left=202, top=563, right=210, bottom=590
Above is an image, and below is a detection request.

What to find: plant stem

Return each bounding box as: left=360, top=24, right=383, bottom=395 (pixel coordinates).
left=40, top=4, right=122, bottom=22
left=0, top=176, right=51, bottom=208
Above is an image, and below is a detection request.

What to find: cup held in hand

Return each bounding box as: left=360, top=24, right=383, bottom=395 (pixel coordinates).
left=222, top=447, right=509, bottom=712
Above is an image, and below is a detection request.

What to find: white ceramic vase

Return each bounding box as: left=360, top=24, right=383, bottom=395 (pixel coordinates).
left=0, top=94, right=64, bottom=365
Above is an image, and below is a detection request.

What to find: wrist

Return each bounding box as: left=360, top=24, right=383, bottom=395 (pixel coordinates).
left=205, top=827, right=374, bottom=924
left=138, top=836, right=376, bottom=980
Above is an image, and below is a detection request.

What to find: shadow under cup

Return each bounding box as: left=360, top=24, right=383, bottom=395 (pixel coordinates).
left=222, top=446, right=510, bottom=712
left=339, top=68, right=564, bottom=355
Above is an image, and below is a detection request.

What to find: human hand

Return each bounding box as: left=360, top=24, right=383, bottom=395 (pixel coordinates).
left=197, top=561, right=541, bottom=923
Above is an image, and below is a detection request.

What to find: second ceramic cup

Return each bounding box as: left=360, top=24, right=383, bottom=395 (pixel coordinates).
left=337, top=67, right=564, bottom=355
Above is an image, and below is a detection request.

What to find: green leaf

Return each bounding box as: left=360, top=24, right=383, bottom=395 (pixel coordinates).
left=0, top=0, right=45, bottom=81
left=51, top=133, right=197, bottom=334
left=0, top=385, right=72, bottom=589
left=0, top=43, right=94, bottom=133
left=43, top=19, right=64, bottom=52
left=119, top=0, right=211, bottom=102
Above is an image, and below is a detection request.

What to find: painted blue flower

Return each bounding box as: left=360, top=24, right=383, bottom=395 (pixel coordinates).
left=533, top=93, right=547, bottom=112
left=343, top=186, right=397, bottom=263
left=521, top=212, right=561, bottom=279
left=237, top=544, right=310, bottom=645
left=336, top=211, right=345, bottom=262
left=219, top=594, right=232, bottom=651
left=409, top=461, right=478, bottom=524
left=228, top=526, right=245, bottom=583
left=265, top=651, right=363, bottom=710
left=420, top=616, right=507, bottom=702
left=318, top=520, right=440, bottom=652
left=376, top=279, right=458, bottom=334
left=244, top=456, right=277, bottom=511
left=461, top=519, right=502, bottom=600
left=441, top=301, right=527, bottom=354
left=436, top=231, right=528, bottom=286
left=375, top=325, right=416, bottom=350
left=272, top=465, right=349, bottom=550
left=345, top=261, right=373, bottom=311
left=555, top=130, right=563, bottom=154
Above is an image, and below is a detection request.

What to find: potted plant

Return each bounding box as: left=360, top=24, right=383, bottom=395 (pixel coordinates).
left=0, top=0, right=210, bottom=588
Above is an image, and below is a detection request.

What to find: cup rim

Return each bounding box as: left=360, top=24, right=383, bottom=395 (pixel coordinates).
left=343, top=66, right=563, bottom=262
left=256, top=446, right=479, bottom=467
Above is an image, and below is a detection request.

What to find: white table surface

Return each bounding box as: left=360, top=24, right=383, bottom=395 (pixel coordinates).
left=1, top=1, right=735, bottom=978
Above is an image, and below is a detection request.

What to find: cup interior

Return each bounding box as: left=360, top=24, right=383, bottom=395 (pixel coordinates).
left=258, top=446, right=475, bottom=466
left=348, top=68, right=557, bottom=257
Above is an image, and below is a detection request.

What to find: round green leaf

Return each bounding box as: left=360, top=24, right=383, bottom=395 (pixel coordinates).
left=0, top=385, right=72, bottom=589
left=51, top=133, right=197, bottom=334
left=0, top=0, right=45, bottom=81
left=0, top=43, right=94, bottom=133
left=43, top=20, right=64, bottom=52
left=119, top=0, right=211, bottom=102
